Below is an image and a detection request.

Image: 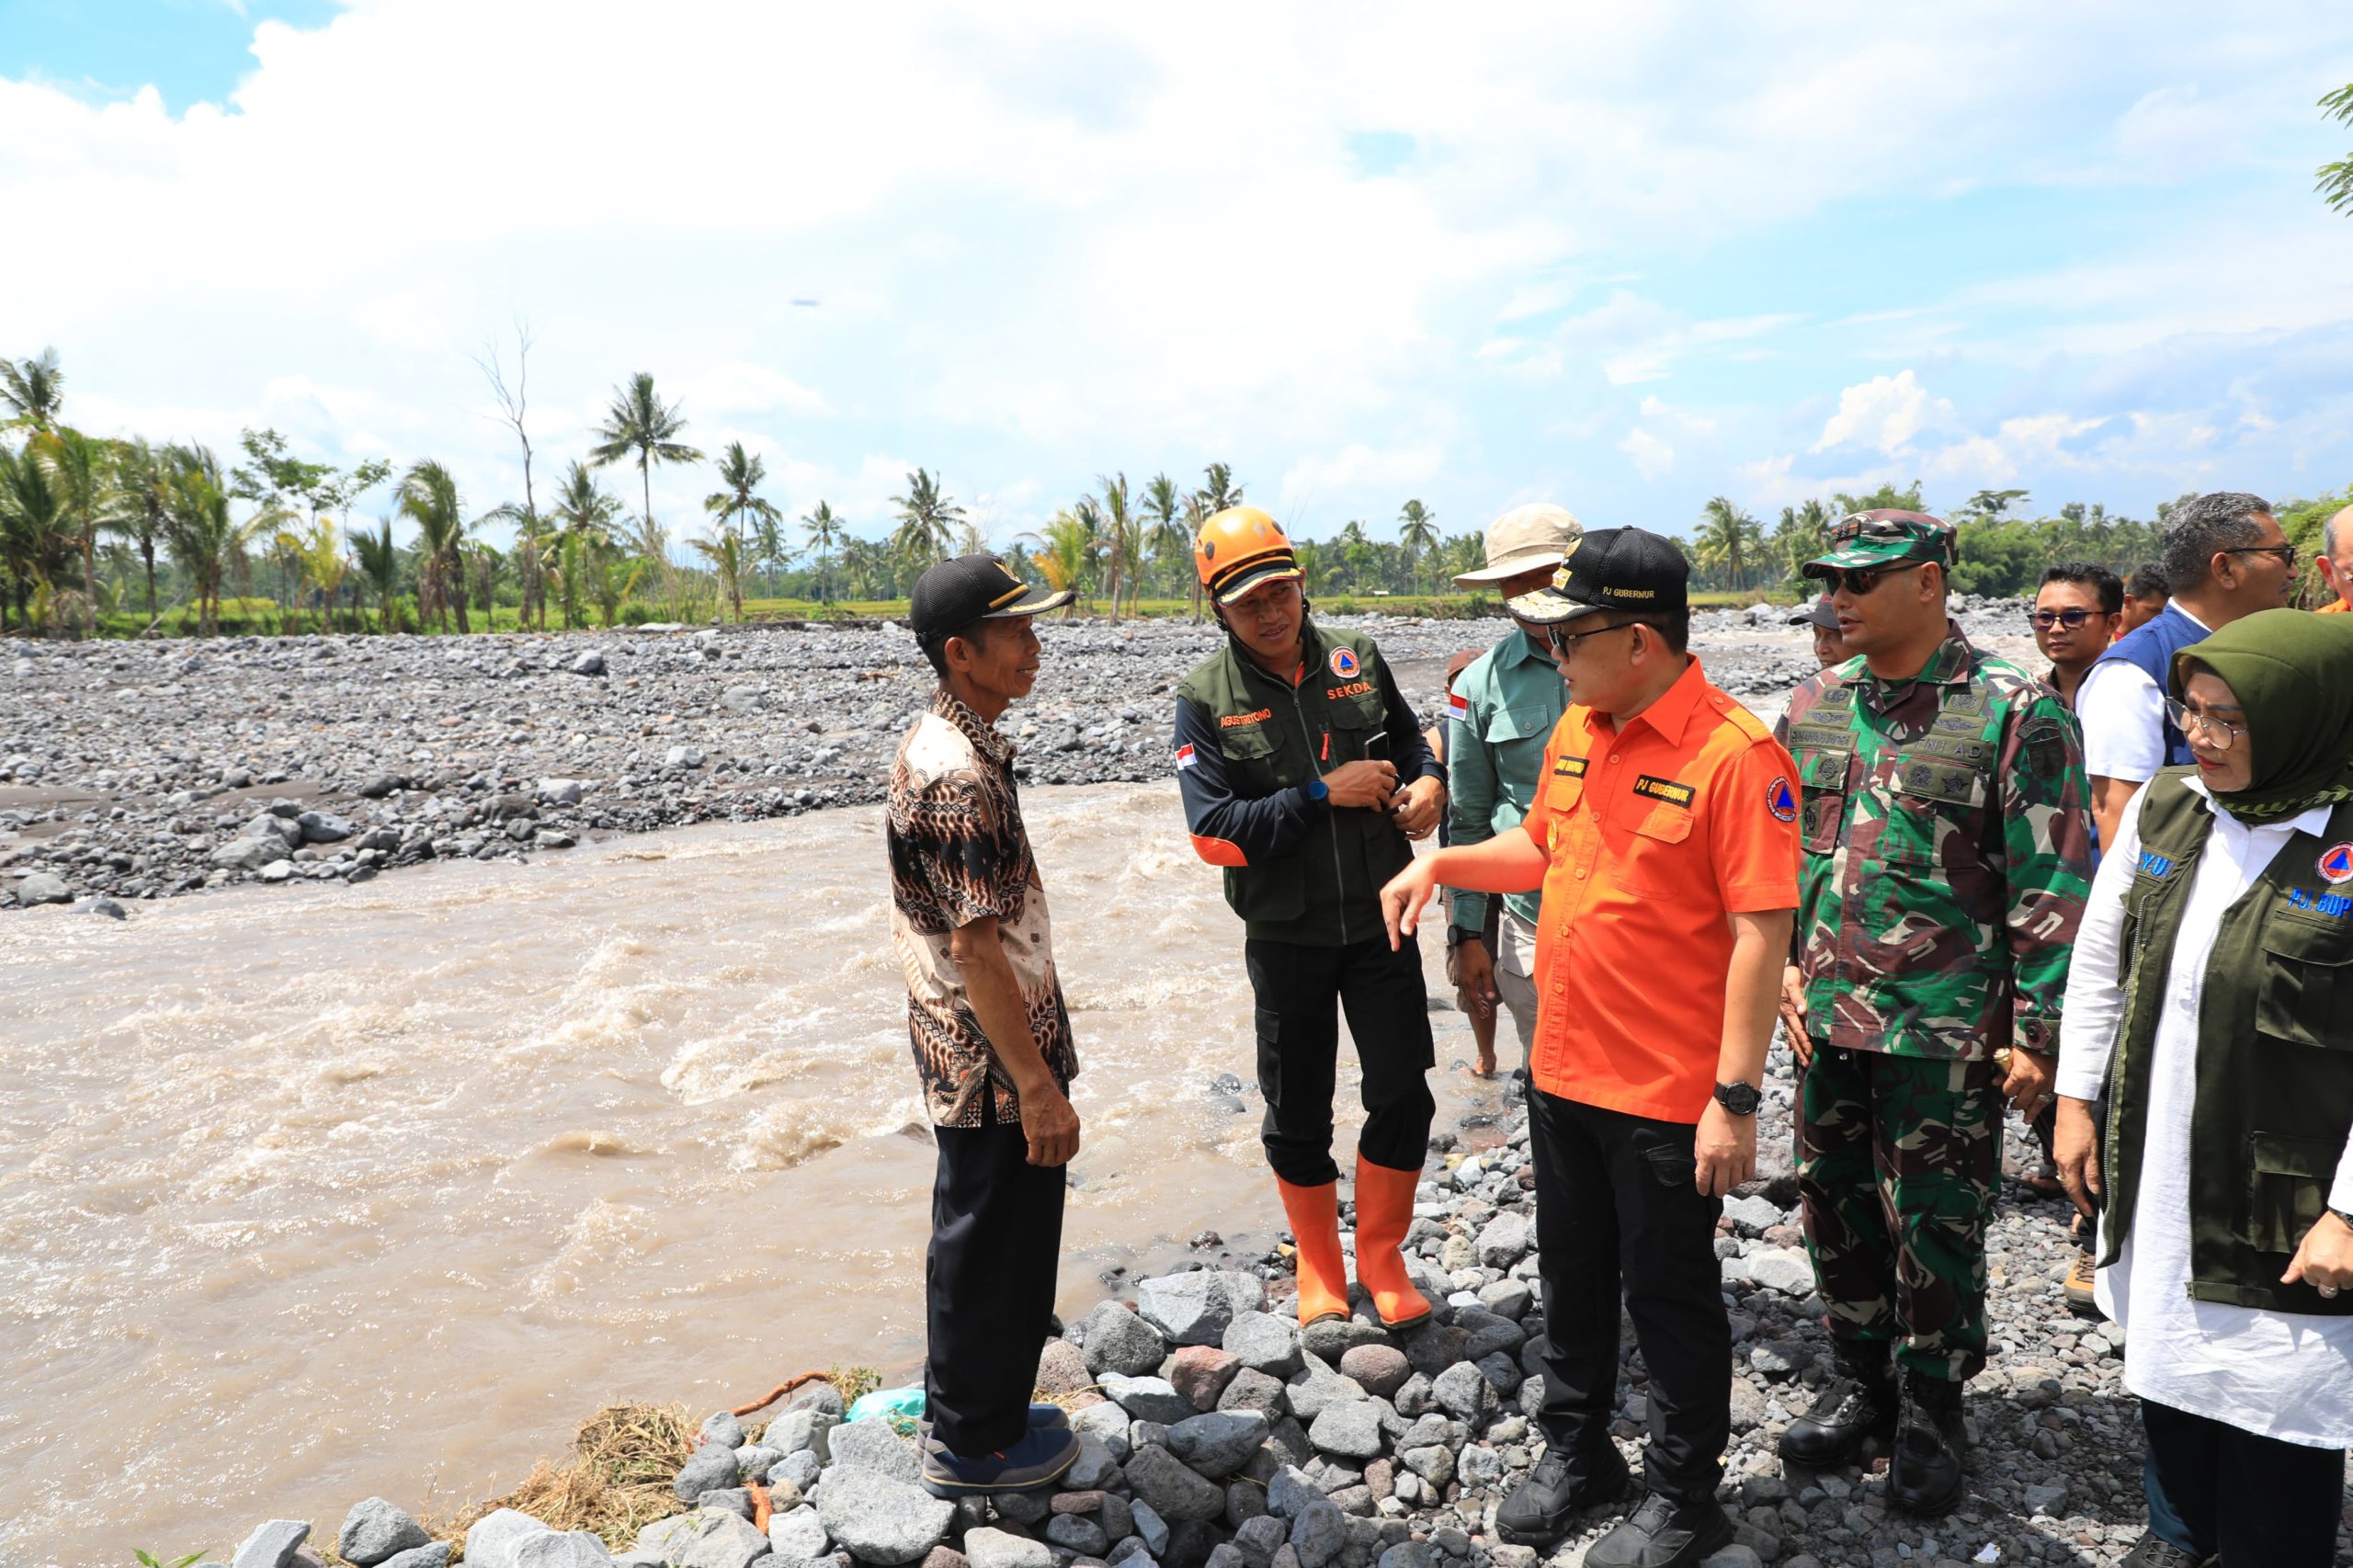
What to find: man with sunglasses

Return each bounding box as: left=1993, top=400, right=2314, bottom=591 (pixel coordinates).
left=1772, top=511, right=2093, bottom=1517
left=1381, top=528, right=1801, bottom=1567
left=2078, top=493, right=2297, bottom=853
left=2030, top=562, right=2124, bottom=710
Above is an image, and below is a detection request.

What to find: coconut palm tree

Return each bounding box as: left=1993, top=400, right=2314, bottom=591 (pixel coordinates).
left=0, top=443, right=69, bottom=631
left=1693, top=495, right=1762, bottom=593
left=1771, top=500, right=1832, bottom=583
left=1397, top=499, right=1439, bottom=595
left=801, top=500, right=844, bottom=603
left=550, top=460, right=622, bottom=549
left=1094, top=472, right=1141, bottom=622
left=108, top=439, right=172, bottom=623
left=1199, top=461, right=1243, bottom=515
left=1142, top=472, right=1185, bottom=601
left=705, top=442, right=781, bottom=551
left=163, top=446, right=256, bottom=637
left=352, top=517, right=404, bottom=632
left=588, top=371, right=703, bottom=594
left=750, top=511, right=790, bottom=598
left=692, top=528, right=749, bottom=622
left=1020, top=510, right=1094, bottom=613
left=890, top=468, right=963, bottom=570
left=399, top=460, right=472, bottom=632
left=1179, top=492, right=1211, bottom=621
left=35, top=426, right=109, bottom=634
left=0, top=348, right=63, bottom=434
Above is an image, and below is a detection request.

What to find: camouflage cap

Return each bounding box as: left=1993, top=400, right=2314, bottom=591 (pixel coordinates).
left=1801, top=509, right=1956, bottom=579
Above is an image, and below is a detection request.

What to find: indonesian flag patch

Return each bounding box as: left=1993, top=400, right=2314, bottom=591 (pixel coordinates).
left=1176, top=743, right=1198, bottom=771
left=1447, top=691, right=1470, bottom=722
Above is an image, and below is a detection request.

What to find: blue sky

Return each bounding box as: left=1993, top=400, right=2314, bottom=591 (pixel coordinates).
left=5, top=2, right=2353, bottom=555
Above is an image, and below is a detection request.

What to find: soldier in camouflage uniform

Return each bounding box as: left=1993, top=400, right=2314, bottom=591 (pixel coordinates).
left=1769, top=512, right=2093, bottom=1517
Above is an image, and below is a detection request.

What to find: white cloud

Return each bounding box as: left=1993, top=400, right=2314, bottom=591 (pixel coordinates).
left=1812, top=370, right=1956, bottom=456
left=1618, top=428, right=1675, bottom=480
left=1279, top=444, right=1447, bottom=519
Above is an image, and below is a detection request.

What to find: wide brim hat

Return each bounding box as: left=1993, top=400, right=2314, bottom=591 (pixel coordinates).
left=1455, top=503, right=1585, bottom=585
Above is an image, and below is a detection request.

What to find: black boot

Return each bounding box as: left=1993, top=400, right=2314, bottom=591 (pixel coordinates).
left=1583, top=1490, right=1734, bottom=1568
left=1495, top=1441, right=1633, bottom=1546
left=1777, top=1344, right=1894, bottom=1467
left=1885, top=1370, right=1966, bottom=1516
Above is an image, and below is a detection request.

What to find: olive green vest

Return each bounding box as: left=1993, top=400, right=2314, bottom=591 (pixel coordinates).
left=2101, top=770, right=2353, bottom=1315
left=1176, top=624, right=1415, bottom=948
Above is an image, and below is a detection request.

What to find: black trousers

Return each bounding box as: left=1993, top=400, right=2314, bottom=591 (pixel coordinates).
left=2141, top=1397, right=2347, bottom=1567
left=1245, top=934, right=1437, bottom=1186
left=925, top=1115, right=1067, bottom=1457
left=1528, top=1086, right=1728, bottom=1504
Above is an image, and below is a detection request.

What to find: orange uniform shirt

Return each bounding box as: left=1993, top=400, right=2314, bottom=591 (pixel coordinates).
left=1519, top=657, right=1802, bottom=1122
left=2319, top=598, right=2349, bottom=614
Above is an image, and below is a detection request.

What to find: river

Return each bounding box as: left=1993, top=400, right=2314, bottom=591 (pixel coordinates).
left=0, top=779, right=1515, bottom=1565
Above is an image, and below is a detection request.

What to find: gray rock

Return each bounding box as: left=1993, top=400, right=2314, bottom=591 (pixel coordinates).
left=1102, top=1372, right=1196, bottom=1424
left=209, top=835, right=282, bottom=870
left=1377, top=1544, right=1432, bottom=1568
left=257, top=859, right=295, bottom=883
left=1473, top=1210, right=1530, bottom=1269
left=633, top=1509, right=772, bottom=1568
left=538, top=778, right=586, bottom=806
left=1697, top=1550, right=1762, bottom=1568
left=1397, top=1446, right=1453, bottom=1488
left=1085, top=1301, right=1173, bottom=1376
left=375, top=1547, right=449, bottom=1568
left=816, top=1471, right=955, bottom=1564
left=565, top=651, right=607, bottom=676
left=1166, top=1410, right=1270, bottom=1477
left=513, top=1533, right=617, bottom=1568
left=1235, top=1514, right=1289, bottom=1562
left=767, top=1406, right=839, bottom=1460
left=963, top=1528, right=1055, bottom=1568
left=699, top=1411, right=747, bottom=1450
left=990, top=1490, right=1050, bottom=1527
left=768, top=1504, right=829, bottom=1563
left=664, top=744, right=706, bottom=768
left=1287, top=1500, right=1347, bottom=1568
left=1071, top=1399, right=1134, bottom=1457
left=827, top=1417, right=922, bottom=1480
left=231, top=1521, right=314, bottom=1568
left=1335, top=1346, right=1409, bottom=1399
left=1045, top=1515, right=1110, bottom=1557
left=1307, top=1402, right=1384, bottom=1460
left=1131, top=1498, right=1172, bottom=1556
left=1222, top=1310, right=1305, bottom=1379
left=298, top=810, right=357, bottom=843
left=770, top=1448, right=824, bottom=1491
left=1475, top=1278, right=1532, bottom=1321
left=673, top=1443, right=741, bottom=1501
left=1265, top=1464, right=1318, bottom=1520
left=1283, top=1358, right=1367, bottom=1422
left=1428, top=1361, right=1496, bottom=1421
left=338, top=1498, right=432, bottom=1566
left=1722, top=1246, right=1815, bottom=1296
left=1299, top=1318, right=1389, bottom=1363
left=1217, top=1367, right=1289, bottom=1417
left=733, top=1443, right=781, bottom=1479
left=788, top=1381, right=847, bottom=1418
left=1747, top=1339, right=1812, bottom=1378
left=1067, top=1431, right=1126, bottom=1488
left=1722, top=1195, right=1782, bottom=1236
left=721, top=686, right=763, bottom=712
left=695, top=1489, right=754, bottom=1520
left=2023, top=1483, right=2068, bottom=1517
left=73, top=894, right=126, bottom=918
left=1138, top=1272, right=1242, bottom=1346
left=1124, top=1442, right=1231, bottom=1521
left=463, top=1512, right=551, bottom=1568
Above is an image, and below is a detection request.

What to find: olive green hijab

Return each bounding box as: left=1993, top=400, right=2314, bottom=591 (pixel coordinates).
left=2172, top=608, right=2353, bottom=823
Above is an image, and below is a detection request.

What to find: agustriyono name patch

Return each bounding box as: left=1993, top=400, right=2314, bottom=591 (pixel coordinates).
left=1631, top=774, right=1695, bottom=808
left=1553, top=755, right=1588, bottom=778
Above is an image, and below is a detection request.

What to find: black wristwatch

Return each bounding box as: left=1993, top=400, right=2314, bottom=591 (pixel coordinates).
left=1713, top=1081, right=1762, bottom=1117
left=2331, top=1205, right=2353, bottom=1231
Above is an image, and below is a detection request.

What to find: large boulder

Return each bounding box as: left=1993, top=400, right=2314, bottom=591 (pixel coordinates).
left=827, top=1418, right=923, bottom=1481
left=1083, top=1301, right=1173, bottom=1376
left=513, top=1534, right=616, bottom=1568
left=1222, top=1312, right=1304, bottom=1380
left=815, top=1472, right=955, bottom=1565
left=338, top=1499, right=431, bottom=1567
left=463, top=1512, right=552, bottom=1568
left=961, top=1528, right=1054, bottom=1568
left=1165, top=1410, right=1269, bottom=1477
left=673, top=1444, right=740, bottom=1501
left=1137, top=1271, right=1263, bottom=1347
left=633, top=1509, right=771, bottom=1568
left=231, top=1522, right=313, bottom=1568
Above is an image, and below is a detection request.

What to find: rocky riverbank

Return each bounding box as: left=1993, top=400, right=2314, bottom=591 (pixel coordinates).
left=188, top=1063, right=2227, bottom=1568
left=0, top=599, right=2036, bottom=913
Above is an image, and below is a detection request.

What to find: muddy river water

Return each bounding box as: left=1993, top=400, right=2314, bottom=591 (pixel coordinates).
left=0, top=779, right=1524, bottom=1565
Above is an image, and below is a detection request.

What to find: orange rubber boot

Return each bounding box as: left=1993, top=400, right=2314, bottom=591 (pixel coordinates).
left=1275, top=1177, right=1350, bottom=1326
left=1352, top=1156, right=1432, bottom=1331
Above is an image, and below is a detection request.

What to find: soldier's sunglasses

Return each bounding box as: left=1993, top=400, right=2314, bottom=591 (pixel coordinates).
left=1824, top=562, right=1917, bottom=597
left=2029, top=608, right=2096, bottom=630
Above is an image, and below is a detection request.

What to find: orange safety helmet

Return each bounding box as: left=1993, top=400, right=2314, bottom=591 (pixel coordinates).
left=1194, top=506, right=1304, bottom=606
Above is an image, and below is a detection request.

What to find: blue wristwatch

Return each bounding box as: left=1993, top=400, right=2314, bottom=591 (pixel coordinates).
left=1306, top=778, right=1329, bottom=803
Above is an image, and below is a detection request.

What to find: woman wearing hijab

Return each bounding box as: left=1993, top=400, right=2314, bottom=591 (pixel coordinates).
left=2053, top=608, right=2353, bottom=1568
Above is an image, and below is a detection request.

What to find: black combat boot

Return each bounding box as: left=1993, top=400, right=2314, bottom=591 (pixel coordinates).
left=1776, top=1342, right=1895, bottom=1467
left=1495, top=1440, right=1633, bottom=1546
left=1885, top=1369, right=1967, bottom=1516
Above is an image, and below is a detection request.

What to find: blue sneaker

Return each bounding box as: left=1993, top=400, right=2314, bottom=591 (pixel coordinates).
left=918, top=1403, right=1070, bottom=1442
left=919, top=1423, right=1081, bottom=1497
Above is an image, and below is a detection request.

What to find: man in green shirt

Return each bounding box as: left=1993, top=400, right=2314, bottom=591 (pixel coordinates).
left=1444, top=504, right=1582, bottom=1069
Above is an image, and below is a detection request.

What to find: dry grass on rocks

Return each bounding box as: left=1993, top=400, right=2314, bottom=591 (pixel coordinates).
left=429, top=1402, right=697, bottom=1551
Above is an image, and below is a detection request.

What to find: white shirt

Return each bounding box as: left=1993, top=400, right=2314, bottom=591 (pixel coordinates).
left=2075, top=604, right=2211, bottom=782
left=2057, top=778, right=2353, bottom=1448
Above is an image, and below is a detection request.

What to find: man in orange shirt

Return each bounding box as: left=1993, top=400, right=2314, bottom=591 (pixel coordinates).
left=1382, top=528, right=1799, bottom=1568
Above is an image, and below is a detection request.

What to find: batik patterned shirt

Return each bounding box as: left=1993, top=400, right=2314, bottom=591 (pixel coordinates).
left=886, top=688, right=1077, bottom=1128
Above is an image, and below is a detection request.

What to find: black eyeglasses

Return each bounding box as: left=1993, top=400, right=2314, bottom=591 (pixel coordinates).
left=1825, top=562, right=1918, bottom=597
left=2163, top=698, right=2245, bottom=750
left=2222, top=544, right=2297, bottom=569
left=1543, top=619, right=1634, bottom=656
left=2029, top=608, right=2096, bottom=630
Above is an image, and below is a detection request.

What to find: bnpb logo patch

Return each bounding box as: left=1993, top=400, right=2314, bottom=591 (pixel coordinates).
left=1767, top=776, right=1798, bottom=823
left=1328, top=647, right=1360, bottom=679
left=2320, top=842, right=2353, bottom=885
